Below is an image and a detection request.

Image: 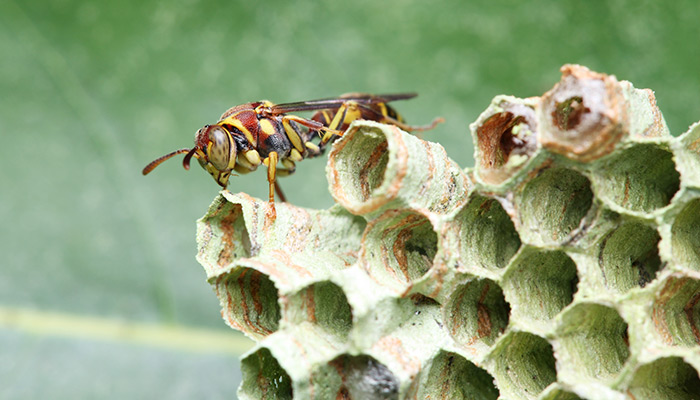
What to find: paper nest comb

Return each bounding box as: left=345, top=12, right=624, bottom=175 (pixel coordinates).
left=196, top=65, right=700, bottom=400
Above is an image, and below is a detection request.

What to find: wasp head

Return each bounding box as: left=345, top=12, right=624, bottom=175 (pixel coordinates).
left=142, top=124, right=237, bottom=189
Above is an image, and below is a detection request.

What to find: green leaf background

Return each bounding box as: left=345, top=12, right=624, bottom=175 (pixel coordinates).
left=1, top=0, right=698, bottom=397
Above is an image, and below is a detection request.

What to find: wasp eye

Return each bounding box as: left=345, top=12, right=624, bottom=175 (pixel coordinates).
left=207, top=126, right=233, bottom=171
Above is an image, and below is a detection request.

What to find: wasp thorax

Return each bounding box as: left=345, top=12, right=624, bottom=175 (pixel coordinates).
left=205, top=125, right=235, bottom=171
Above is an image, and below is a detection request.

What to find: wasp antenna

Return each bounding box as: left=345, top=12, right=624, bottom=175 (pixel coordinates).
left=182, top=147, right=199, bottom=171
left=142, top=148, right=191, bottom=175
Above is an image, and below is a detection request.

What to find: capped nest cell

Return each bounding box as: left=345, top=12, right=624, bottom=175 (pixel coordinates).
left=194, top=65, right=700, bottom=399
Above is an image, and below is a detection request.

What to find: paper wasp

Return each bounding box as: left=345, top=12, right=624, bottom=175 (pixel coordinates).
left=142, top=93, right=442, bottom=204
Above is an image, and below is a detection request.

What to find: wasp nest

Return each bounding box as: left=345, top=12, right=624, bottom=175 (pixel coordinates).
left=196, top=65, right=700, bottom=399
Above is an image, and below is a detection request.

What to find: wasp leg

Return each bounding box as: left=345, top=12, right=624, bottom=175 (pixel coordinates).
left=263, top=151, right=279, bottom=204
left=319, top=101, right=361, bottom=145
left=273, top=181, right=287, bottom=203
left=281, top=116, right=310, bottom=155
left=282, top=114, right=326, bottom=132
left=305, top=142, right=322, bottom=157
left=233, top=163, right=255, bottom=174
left=269, top=158, right=297, bottom=203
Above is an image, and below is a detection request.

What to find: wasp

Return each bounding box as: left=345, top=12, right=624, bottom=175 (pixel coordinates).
left=142, top=93, right=442, bottom=205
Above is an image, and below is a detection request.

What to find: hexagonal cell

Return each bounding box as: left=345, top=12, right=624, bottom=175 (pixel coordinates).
left=310, top=354, right=399, bottom=400
left=408, top=350, right=499, bottom=399
left=284, top=280, right=353, bottom=342
left=454, top=195, right=521, bottom=272
left=591, top=144, right=680, bottom=213
left=471, top=95, right=539, bottom=186
left=445, top=278, right=510, bottom=356
left=360, top=209, right=439, bottom=291
left=514, top=167, right=594, bottom=246
left=671, top=199, right=700, bottom=270
left=502, top=248, right=578, bottom=330
left=651, top=273, right=700, bottom=347
left=538, top=65, right=668, bottom=162
left=327, top=121, right=471, bottom=217
left=239, top=347, right=293, bottom=400
left=215, top=267, right=281, bottom=340
left=627, top=357, right=700, bottom=400
left=538, top=65, right=628, bottom=162
left=554, top=303, right=630, bottom=384
left=488, top=331, right=557, bottom=400
left=334, top=126, right=390, bottom=204
left=597, top=222, right=662, bottom=294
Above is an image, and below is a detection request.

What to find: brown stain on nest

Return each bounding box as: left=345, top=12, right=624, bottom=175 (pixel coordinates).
left=651, top=276, right=685, bottom=345
left=305, top=286, right=317, bottom=323
left=327, top=357, right=352, bottom=400
left=393, top=217, right=432, bottom=282
left=437, top=354, right=457, bottom=399
left=623, top=176, right=631, bottom=207
left=643, top=89, right=666, bottom=138
left=217, top=204, right=244, bottom=266
left=477, top=112, right=527, bottom=169
left=374, top=336, right=421, bottom=374
left=475, top=282, right=494, bottom=339
left=359, top=140, right=389, bottom=201
left=449, top=281, right=500, bottom=345
left=688, top=137, right=700, bottom=156
left=243, top=269, right=274, bottom=336
left=377, top=212, right=434, bottom=284
left=235, top=269, right=259, bottom=336
left=684, top=290, right=700, bottom=345
left=216, top=275, right=245, bottom=332
left=270, top=249, right=313, bottom=279
left=478, top=198, right=493, bottom=214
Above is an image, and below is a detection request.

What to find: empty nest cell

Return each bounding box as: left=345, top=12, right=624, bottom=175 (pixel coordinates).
left=554, top=302, right=630, bottom=384
left=651, top=273, right=700, bottom=347
left=239, top=347, right=293, bottom=400
left=216, top=267, right=281, bottom=340
left=514, top=167, right=594, bottom=246
left=488, top=331, right=557, bottom=400
left=502, top=248, right=578, bottom=329
left=360, top=209, right=438, bottom=290
left=454, top=195, right=521, bottom=271
left=591, top=144, right=680, bottom=213
left=597, top=221, right=662, bottom=294
left=444, top=278, right=510, bottom=355
left=409, top=350, right=499, bottom=399
left=627, top=357, right=700, bottom=400
left=284, top=280, right=353, bottom=341
left=310, top=354, right=399, bottom=400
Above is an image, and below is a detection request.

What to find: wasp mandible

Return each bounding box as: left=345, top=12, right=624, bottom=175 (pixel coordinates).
left=142, top=93, right=443, bottom=204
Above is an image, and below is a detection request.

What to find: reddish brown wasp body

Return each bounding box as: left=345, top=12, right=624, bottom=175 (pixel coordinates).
left=142, top=93, right=442, bottom=205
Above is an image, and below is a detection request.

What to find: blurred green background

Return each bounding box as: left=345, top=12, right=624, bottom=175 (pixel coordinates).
left=1, top=0, right=698, bottom=397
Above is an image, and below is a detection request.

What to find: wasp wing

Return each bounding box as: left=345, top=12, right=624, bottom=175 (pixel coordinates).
left=268, top=93, right=418, bottom=115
